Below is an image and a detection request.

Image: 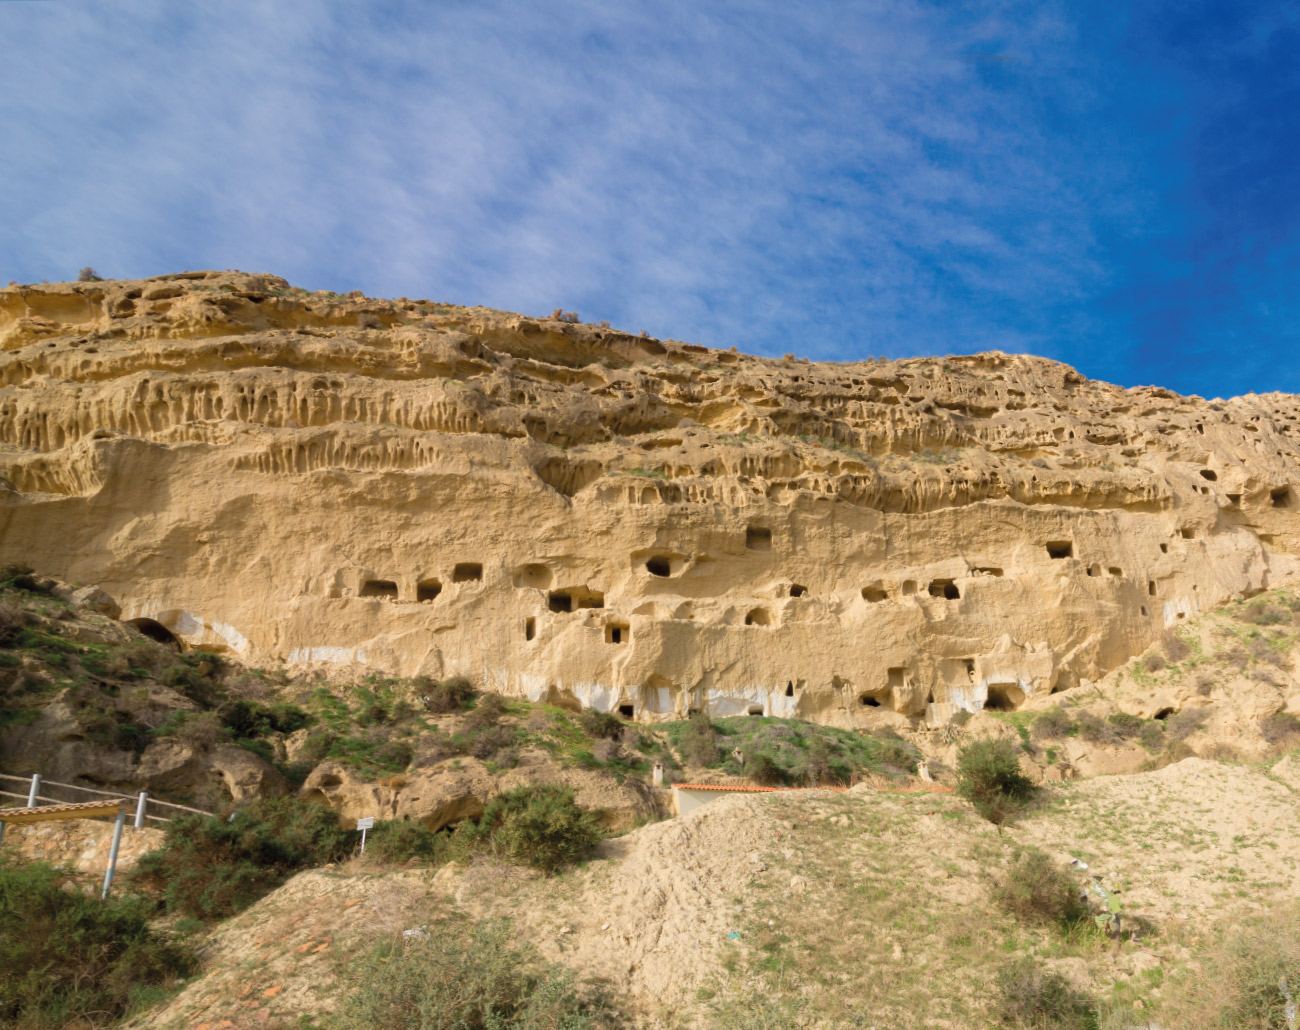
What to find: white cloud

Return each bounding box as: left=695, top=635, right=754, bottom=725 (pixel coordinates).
left=0, top=0, right=1122, bottom=362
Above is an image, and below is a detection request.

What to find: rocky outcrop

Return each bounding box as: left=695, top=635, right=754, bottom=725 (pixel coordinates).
left=299, top=751, right=661, bottom=832
left=3, top=272, right=1300, bottom=728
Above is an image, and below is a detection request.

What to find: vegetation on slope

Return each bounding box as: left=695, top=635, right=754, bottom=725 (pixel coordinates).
left=0, top=858, right=194, bottom=1029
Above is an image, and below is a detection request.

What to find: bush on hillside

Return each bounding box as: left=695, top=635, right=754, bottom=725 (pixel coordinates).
left=994, top=957, right=1097, bottom=1030
left=218, top=699, right=312, bottom=738
left=578, top=707, right=624, bottom=740
left=0, top=858, right=194, bottom=1029
left=363, top=819, right=449, bottom=866
left=419, top=675, right=476, bottom=714
left=1031, top=707, right=1075, bottom=740
left=991, top=849, right=1088, bottom=931
left=131, top=797, right=356, bottom=920
left=678, top=711, right=722, bottom=767
left=329, top=919, right=612, bottom=1030
left=1162, top=902, right=1300, bottom=1030
left=0, top=562, right=47, bottom=593
left=955, top=738, right=1036, bottom=826
left=453, top=784, right=602, bottom=874
left=1261, top=711, right=1300, bottom=747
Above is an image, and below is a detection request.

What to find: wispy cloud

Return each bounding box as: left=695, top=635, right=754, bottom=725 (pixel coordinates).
left=4, top=1, right=1296, bottom=395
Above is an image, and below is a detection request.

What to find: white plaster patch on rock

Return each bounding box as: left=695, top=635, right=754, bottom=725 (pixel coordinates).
left=286, top=646, right=365, bottom=664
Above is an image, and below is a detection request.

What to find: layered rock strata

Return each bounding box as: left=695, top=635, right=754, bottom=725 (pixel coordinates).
left=3, top=271, right=1299, bottom=726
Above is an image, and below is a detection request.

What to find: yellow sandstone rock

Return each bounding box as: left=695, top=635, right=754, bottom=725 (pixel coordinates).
left=2, top=271, right=1298, bottom=727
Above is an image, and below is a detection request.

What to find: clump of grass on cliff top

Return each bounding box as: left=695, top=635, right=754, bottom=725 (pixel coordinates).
left=0, top=857, right=195, bottom=1029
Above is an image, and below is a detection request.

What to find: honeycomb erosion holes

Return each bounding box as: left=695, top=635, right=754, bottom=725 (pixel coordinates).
left=2, top=271, right=1300, bottom=728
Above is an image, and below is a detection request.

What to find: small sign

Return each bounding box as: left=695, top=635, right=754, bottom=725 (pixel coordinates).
left=356, top=817, right=374, bottom=830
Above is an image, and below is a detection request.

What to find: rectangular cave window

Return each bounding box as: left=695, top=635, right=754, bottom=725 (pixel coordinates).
left=858, top=693, right=881, bottom=707
left=928, top=579, right=960, bottom=599
left=746, top=526, right=772, bottom=552
left=453, top=563, right=483, bottom=582
left=1108, top=567, right=1122, bottom=577
left=747, top=705, right=764, bottom=716
left=862, top=585, right=888, bottom=602
left=618, top=704, right=635, bottom=718
left=887, top=667, right=907, bottom=689
left=577, top=591, right=605, bottom=609
left=525, top=617, right=536, bottom=641
left=1148, top=580, right=1157, bottom=596
left=605, top=623, right=629, bottom=644
left=744, top=607, right=772, bottom=626
left=1160, top=543, right=1168, bottom=553
left=417, top=579, right=442, bottom=602
left=789, top=584, right=807, bottom=597
left=360, top=579, right=398, bottom=599
left=1180, top=527, right=1196, bottom=540
left=785, top=680, right=794, bottom=697
left=900, top=580, right=917, bottom=596
left=548, top=592, right=573, bottom=613
left=1227, top=493, right=1242, bottom=506
left=1271, top=487, right=1291, bottom=508
left=1046, top=541, right=1073, bottom=559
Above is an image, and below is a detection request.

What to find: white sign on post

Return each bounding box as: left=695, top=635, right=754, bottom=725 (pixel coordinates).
left=356, top=816, right=375, bottom=855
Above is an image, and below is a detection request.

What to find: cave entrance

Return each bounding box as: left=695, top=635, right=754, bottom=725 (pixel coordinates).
left=746, top=526, right=772, bottom=551
left=618, top=704, right=635, bottom=719
left=128, top=618, right=182, bottom=651
left=453, top=563, right=483, bottom=583
left=744, top=608, right=772, bottom=627
left=984, top=683, right=1026, bottom=711
left=747, top=705, right=764, bottom=716
left=417, top=579, right=442, bottom=602
left=360, top=579, right=398, bottom=599
left=1046, top=541, right=1073, bottom=559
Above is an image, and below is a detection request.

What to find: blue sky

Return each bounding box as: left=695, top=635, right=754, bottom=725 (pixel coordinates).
left=3, top=1, right=1299, bottom=399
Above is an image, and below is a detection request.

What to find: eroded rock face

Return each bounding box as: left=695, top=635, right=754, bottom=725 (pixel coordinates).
left=3, top=272, right=1300, bottom=727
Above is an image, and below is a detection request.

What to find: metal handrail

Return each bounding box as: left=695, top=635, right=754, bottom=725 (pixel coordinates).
left=0, top=773, right=212, bottom=818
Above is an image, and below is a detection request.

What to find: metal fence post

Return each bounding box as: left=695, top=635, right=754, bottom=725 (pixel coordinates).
left=26, top=773, right=40, bottom=807
left=101, top=808, right=128, bottom=901
left=134, top=792, right=148, bottom=830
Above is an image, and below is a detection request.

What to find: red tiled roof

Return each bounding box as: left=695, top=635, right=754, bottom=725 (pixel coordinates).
left=673, top=784, right=847, bottom=793
left=672, top=782, right=953, bottom=795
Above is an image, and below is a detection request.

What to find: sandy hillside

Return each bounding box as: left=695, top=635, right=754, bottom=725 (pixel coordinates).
left=129, top=755, right=1300, bottom=1030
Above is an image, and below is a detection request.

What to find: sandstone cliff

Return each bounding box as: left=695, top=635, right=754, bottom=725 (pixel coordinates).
left=3, top=271, right=1299, bottom=727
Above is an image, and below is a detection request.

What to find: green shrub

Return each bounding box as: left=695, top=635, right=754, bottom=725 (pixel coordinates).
left=453, top=785, right=602, bottom=874
left=678, top=712, right=722, bottom=766
left=991, top=849, right=1087, bottom=930
left=1031, top=708, right=1074, bottom=740
left=0, top=562, right=48, bottom=593
left=1106, top=712, right=1144, bottom=739
left=420, top=675, right=476, bottom=714
left=163, top=651, right=227, bottom=708
left=364, top=820, right=449, bottom=866
left=465, top=723, right=517, bottom=760
left=994, top=956, right=1097, bottom=1029
left=329, top=918, right=613, bottom=1029
left=743, top=748, right=788, bottom=786
left=1261, top=711, right=1300, bottom=747
left=871, top=728, right=920, bottom=774
left=465, top=691, right=508, bottom=728
left=131, top=797, right=356, bottom=920
left=1164, top=707, right=1209, bottom=742
left=1075, top=712, right=1121, bottom=745
left=955, top=738, right=1037, bottom=826
left=218, top=699, right=312, bottom=738
left=578, top=707, right=624, bottom=740
left=0, top=858, right=194, bottom=1028
left=1162, top=902, right=1300, bottom=1029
